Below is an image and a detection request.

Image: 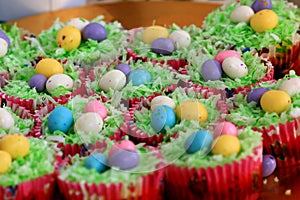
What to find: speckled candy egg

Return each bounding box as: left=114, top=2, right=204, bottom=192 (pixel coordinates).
left=262, top=154, right=276, bottom=177
left=142, top=25, right=169, bottom=44
left=184, top=130, right=213, bottom=154
left=108, top=149, right=139, bottom=170
left=127, top=69, right=151, bottom=86
left=0, top=150, right=11, bottom=174
left=151, top=38, right=175, bottom=55
left=109, top=140, right=136, bottom=157
left=247, top=87, right=270, bottom=105
left=222, top=57, right=248, bottom=79
left=56, top=25, right=81, bottom=51
left=250, top=10, right=278, bottom=33
left=66, top=18, right=89, bottom=31
left=213, top=121, right=238, bottom=138
left=47, top=106, right=73, bottom=133
left=0, top=30, right=10, bottom=48
left=169, top=30, right=191, bottom=49
left=150, top=105, right=176, bottom=133
left=279, top=78, right=300, bottom=97
left=35, top=58, right=63, bottom=78
left=74, top=112, right=103, bottom=134
left=46, top=74, right=74, bottom=93
left=150, top=95, right=176, bottom=111
left=251, top=0, right=272, bottom=13
left=176, top=100, right=208, bottom=123
left=82, top=22, right=107, bottom=42
left=215, top=50, right=241, bottom=64
left=28, top=74, right=47, bottom=92
left=0, top=38, right=8, bottom=57
left=99, top=70, right=126, bottom=92
left=0, top=134, right=30, bottom=159
left=201, top=59, right=222, bottom=81
left=260, top=90, right=291, bottom=114
left=212, top=135, right=241, bottom=157
left=115, top=63, right=131, bottom=76
left=230, top=5, right=254, bottom=23
left=0, top=108, right=14, bottom=130
left=84, top=100, right=108, bottom=119
left=84, top=153, right=108, bottom=173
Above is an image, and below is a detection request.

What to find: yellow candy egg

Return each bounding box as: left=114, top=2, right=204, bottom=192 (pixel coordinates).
left=260, top=90, right=291, bottom=114
left=0, top=134, right=30, bottom=159
left=250, top=10, right=278, bottom=33
left=35, top=58, right=63, bottom=78
left=0, top=150, right=12, bottom=174
left=176, top=100, right=208, bottom=123
left=142, top=25, right=169, bottom=44
left=56, top=25, right=81, bottom=51
left=212, top=135, right=241, bottom=157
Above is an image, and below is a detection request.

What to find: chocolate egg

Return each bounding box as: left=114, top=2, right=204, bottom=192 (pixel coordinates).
left=0, top=150, right=11, bottom=174
left=84, top=100, right=108, bottom=119
left=215, top=50, right=241, bottom=64
left=127, top=69, right=151, bottom=86
left=230, top=5, right=254, bottom=23
left=82, top=22, right=107, bottom=42
left=260, top=90, right=291, bottom=114
left=0, top=30, right=10, bottom=48
left=29, top=74, right=47, bottom=92
left=279, top=78, right=300, bottom=97
left=47, top=106, right=73, bottom=133
left=66, top=18, right=89, bottom=31
left=56, top=25, right=81, bottom=51
left=151, top=105, right=176, bottom=133
left=262, top=154, right=276, bottom=177
left=84, top=153, right=108, bottom=173
left=150, top=95, right=176, bottom=111
left=0, top=38, right=8, bottom=57
left=247, top=87, right=269, bottom=105
left=109, top=140, right=136, bottom=157
left=222, top=57, right=248, bottom=79
left=0, top=108, right=14, bottom=130
left=108, top=149, right=139, bottom=170
left=251, top=0, right=272, bottom=13
left=99, top=70, right=126, bottom=92
left=74, top=112, right=103, bottom=134
left=184, top=130, right=213, bottom=154
left=151, top=38, right=175, bottom=55
left=176, top=100, right=208, bottom=123
left=212, top=135, right=241, bottom=157
left=115, top=63, right=131, bottom=76
left=201, top=59, right=222, bottom=81
left=142, top=25, right=169, bottom=44
left=169, top=30, right=191, bottom=49
left=250, top=10, right=278, bottom=33
left=213, top=121, right=238, bottom=138
left=35, top=58, right=63, bottom=78
left=0, top=134, right=30, bottom=159
left=46, top=74, right=74, bottom=93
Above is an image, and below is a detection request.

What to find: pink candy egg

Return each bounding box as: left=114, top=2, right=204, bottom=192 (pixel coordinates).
left=109, top=140, right=136, bottom=157
left=213, top=121, right=238, bottom=138
left=214, top=50, right=241, bottom=64
left=84, top=100, right=108, bottom=120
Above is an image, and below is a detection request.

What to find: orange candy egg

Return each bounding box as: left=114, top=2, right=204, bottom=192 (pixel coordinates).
left=260, top=90, right=291, bottom=114
left=0, top=134, right=30, bottom=159
left=176, top=100, right=208, bottom=123
left=35, top=58, right=63, bottom=78
left=212, top=135, right=241, bottom=157
left=56, top=25, right=81, bottom=51
left=250, top=10, right=278, bottom=33
left=0, top=150, right=12, bottom=174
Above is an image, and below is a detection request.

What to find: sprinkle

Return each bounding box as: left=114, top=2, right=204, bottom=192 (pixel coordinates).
left=285, top=189, right=292, bottom=196
left=274, top=177, right=279, bottom=182
left=263, top=179, right=267, bottom=184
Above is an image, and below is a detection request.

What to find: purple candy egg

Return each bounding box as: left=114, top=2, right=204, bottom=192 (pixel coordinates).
left=29, top=74, right=47, bottom=92
left=251, top=0, right=272, bottom=13
left=115, top=63, right=131, bottom=76
left=262, top=154, right=276, bottom=177
left=151, top=38, right=175, bottom=55
left=246, top=88, right=269, bottom=105
left=108, top=149, right=139, bottom=170
left=0, top=30, right=10, bottom=48
left=201, top=59, right=222, bottom=81
left=82, top=22, right=107, bottom=42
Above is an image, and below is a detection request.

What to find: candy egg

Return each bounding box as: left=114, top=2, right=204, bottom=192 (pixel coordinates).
left=150, top=105, right=176, bottom=133
left=29, top=74, right=47, bottom=92
left=184, top=130, right=213, bottom=154
left=0, top=38, right=8, bottom=57
left=0, top=134, right=30, bottom=159
left=48, top=106, right=73, bottom=133
left=35, top=58, right=63, bottom=78
left=66, top=18, right=89, bottom=31
left=115, top=63, right=131, bottom=76
left=230, top=5, right=254, bottom=23
left=213, top=121, right=238, bottom=138
left=247, top=87, right=270, bottom=105
left=260, top=90, right=291, bottom=114
left=0, top=108, right=14, bottom=130
left=212, top=135, right=241, bottom=157
left=82, top=22, right=107, bottom=42
left=262, top=154, right=276, bottom=177
left=201, top=59, right=222, bottom=81
left=151, top=38, right=175, bottom=55
left=150, top=95, right=176, bottom=111
left=84, top=153, right=108, bottom=173
left=176, top=100, right=208, bottom=123
left=251, top=0, right=272, bottom=13
left=215, top=50, right=241, bottom=64
left=108, top=149, right=139, bottom=170
left=0, top=150, right=11, bottom=174
left=169, top=30, right=191, bottom=49
left=84, top=100, right=108, bottom=119
left=109, top=140, right=136, bottom=157
left=142, top=25, right=169, bottom=44
left=46, top=74, right=74, bottom=93
left=99, top=70, right=126, bottom=92
left=74, top=112, right=103, bottom=134
left=56, top=25, right=81, bottom=51
left=250, top=10, right=278, bottom=33
left=0, top=29, right=10, bottom=48
left=127, top=69, right=152, bottom=86
left=279, top=78, right=300, bottom=97
left=222, top=57, right=248, bottom=79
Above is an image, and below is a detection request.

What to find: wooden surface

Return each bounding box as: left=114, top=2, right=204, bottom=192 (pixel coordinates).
left=6, top=2, right=300, bottom=199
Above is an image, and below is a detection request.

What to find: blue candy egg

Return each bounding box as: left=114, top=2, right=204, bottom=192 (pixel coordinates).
left=251, top=0, right=272, bottom=13
left=0, top=30, right=10, bottom=48
left=247, top=87, right=269, bottom=105
left=184, top=130, right=213, bottom=154
left=84, top=153, right=108, bottom=173
left=108, top=149, right=139, bottom=170
left=262, top=154, right=276, bottom=177
left=201, top=59, right=222, bottom=81
left=115, top=63, right=131, bottom=76
left=127, top=69, right=152, bottom=86
left=82, top=22, right=107, bottom=42
left=151, top=38, right=175, bottom=55
left=150, top=105, right=176, bottom=133
left=47, top=106, right=73, bottom=133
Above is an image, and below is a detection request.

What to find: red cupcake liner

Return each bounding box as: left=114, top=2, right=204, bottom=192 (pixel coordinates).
left=164, top=143, right=263, bottom=200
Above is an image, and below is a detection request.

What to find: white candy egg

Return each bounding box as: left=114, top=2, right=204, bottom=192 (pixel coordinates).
left=279, top=77, right=300, bottom=97
left=230, top=5, right=254, bottom=23
left=0, top=108, right=14, bottom=130
left=74, top=112, right=103, bottom=134
left=66, top=18, right=89, bottom=31
left=222, top=57, right=248, bottom=79
left=46, top=74, right=74, bottom=92
left=0, top=38, right=8, bottom=57
left=99, top=70, right=126, bottom=92
left=151, top=96, right=176, bottom=111
left=169, top=30, right=191, bottom=49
